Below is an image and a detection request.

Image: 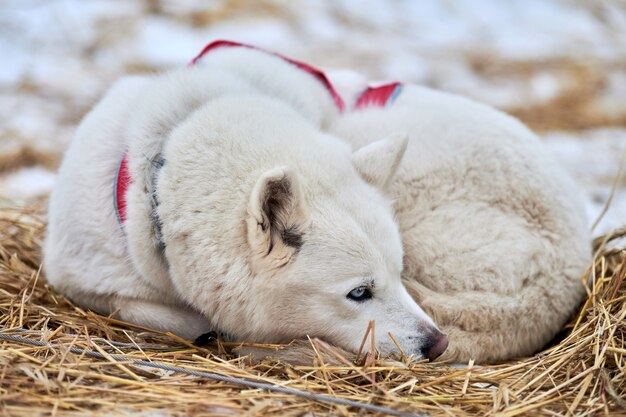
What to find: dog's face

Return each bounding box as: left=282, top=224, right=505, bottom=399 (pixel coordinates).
left=245, top=135, right=448, bottom=360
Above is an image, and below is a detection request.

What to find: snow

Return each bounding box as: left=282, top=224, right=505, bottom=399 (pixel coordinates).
left=1, top=0, right=625, bottom=237
left=134, top=17, right=209, bottom=66
left=543, top=129, right=626, bottom=236
left=0, top=167, right=56, bottom=202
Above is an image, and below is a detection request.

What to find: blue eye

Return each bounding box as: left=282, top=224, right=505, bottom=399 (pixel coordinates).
left=347, top=286, right=372, bottom=302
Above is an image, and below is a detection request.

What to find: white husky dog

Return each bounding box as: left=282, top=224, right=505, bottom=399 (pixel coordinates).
left=44, top=42, right=590, bottom=363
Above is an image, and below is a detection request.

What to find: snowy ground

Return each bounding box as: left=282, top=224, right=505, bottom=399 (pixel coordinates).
left=1, top=0, right=626, bottom=236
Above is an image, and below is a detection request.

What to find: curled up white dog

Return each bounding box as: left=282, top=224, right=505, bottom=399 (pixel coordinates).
left=44, top=41, right=590, bottom=363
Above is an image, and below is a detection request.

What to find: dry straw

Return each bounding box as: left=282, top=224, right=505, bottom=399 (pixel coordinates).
left=0, top=205, right=624, bottom=416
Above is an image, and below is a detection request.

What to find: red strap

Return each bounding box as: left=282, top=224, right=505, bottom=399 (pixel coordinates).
left=354, top=82, right=402, bottom=110
left=192, top=40, right=345, bottom=112
left=114, top=153, right=131, bottom=223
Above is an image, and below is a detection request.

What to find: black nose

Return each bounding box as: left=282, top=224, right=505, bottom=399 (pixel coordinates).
left=421, top=329, right=449, bottom=361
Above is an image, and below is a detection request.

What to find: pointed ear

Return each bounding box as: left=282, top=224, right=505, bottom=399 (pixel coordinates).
left=247, top=167, right=308, bottom=271
left=352, top=133, right=408, bottom=190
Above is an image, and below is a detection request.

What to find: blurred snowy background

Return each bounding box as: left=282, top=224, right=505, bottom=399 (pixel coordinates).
left=1, top=0, right=625, bottom=236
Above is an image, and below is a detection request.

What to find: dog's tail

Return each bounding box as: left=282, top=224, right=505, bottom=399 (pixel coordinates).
left=404, top=266, right=588, bottom=363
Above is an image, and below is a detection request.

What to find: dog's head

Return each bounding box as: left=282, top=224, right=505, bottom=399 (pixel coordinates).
left=158, top=98, right=447, bottom=360
left=243, top=135, right=447, bottom=361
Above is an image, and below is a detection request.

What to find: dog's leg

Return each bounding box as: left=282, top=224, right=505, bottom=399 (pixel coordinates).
left=234, top=338, right=357, bottom=366
left=113, top=297, right=213, bottom=341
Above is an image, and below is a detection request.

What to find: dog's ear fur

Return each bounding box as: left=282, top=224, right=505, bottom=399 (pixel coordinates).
left=352, top=133, right=408, bottom=190
left=247, top=167, right=307, bottom=271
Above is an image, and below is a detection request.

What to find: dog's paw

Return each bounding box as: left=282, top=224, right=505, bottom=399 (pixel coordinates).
left=193, top=331, right=218, bottom=346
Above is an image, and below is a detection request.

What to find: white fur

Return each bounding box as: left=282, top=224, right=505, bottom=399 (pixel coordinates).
left=329, top=83, right=590, bottom=361
left=45, top=47, right=590, bottom=362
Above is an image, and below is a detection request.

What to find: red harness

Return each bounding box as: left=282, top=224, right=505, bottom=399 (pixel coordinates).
left=114, top=40, right=402, bottom=224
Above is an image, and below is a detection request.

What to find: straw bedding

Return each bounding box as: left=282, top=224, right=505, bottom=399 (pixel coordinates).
left=0, top=205, right=624, bottom=416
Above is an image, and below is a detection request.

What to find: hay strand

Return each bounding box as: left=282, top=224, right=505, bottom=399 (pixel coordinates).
left=0, top=205, right=624, bottom=416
